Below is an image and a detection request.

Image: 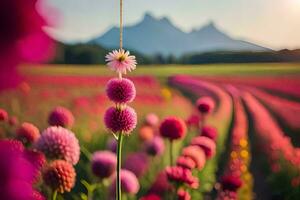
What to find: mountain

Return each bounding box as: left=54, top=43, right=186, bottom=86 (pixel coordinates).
left=90, top=13, right=269, bottom=56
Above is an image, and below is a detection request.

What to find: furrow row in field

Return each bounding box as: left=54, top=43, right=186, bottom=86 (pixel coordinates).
left=215, top=86, right=254, bottom=200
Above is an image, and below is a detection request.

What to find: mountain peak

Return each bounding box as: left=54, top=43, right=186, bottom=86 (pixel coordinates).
left=143, top=12, right=156, bottom=22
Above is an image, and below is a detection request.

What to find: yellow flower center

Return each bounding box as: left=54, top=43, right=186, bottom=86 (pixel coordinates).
left=118, top=55, right=126, bottom=62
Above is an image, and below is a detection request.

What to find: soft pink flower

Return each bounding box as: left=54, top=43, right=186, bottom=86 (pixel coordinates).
left=105, top=49, right=137, bottom=74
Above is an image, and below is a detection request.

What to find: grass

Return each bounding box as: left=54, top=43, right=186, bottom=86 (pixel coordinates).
left=23, top=63, right=300, bottom=78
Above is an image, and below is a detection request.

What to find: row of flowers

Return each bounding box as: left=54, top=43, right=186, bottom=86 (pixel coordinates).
left=243, top=92, right=300, bottom=198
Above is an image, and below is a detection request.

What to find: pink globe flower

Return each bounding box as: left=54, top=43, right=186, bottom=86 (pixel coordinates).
left=145, top=113, right=159, bottom=127
left=165, top=166, right=199, bottom=189
left=176, top=156, right=196, bottom=170
left=182, top=146, right=206, bottom=170
left=91, top=151, right=117, bottom=179
left=48, top=106, right=74, bottom=128
left=159, top=117, right=187, bottom=140
left=35, top=126, right=80, bottom=165
left=0, top=108, right=8, bottom=121
left=111, top=169, right=140, bottom=195
left=42, top=160, right=76, bottom=193
left=104, top=106, right=137, bottom=134
left=145, top=136, right=165, bottom=156
left=201, top=126, right=218, bottom=141
left=191, top=136, right=216, bottom=159
left=220, top=175, right=243, bottom=192
left=105, top=49, right=137, bottom=74
left=124, top=152, right=149, bottom=177
left=16, top=122, right=40, bottom=144
left=106, top=78, right=136, bottom=104
left=177, top=189, right=191, bottom=200
left=196, top=96, right=215, bottom=114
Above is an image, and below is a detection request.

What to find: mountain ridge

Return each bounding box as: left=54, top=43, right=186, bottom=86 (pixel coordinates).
left=90, top=13, right=270, bottom=56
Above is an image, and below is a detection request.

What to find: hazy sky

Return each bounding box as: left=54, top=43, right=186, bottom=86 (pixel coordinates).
left=46, top=0, right=300, bottom=50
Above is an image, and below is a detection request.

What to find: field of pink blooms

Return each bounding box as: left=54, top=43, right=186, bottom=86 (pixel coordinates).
left=1, top=66, right=300, bottom=200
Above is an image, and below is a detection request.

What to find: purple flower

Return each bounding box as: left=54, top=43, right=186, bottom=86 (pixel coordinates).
left=42, top=160, right=76, bottom=193
left=145, top=137, right=165, bottom=156
left=48, top=106, right=75, bottom=128
left=104, top=106, right=137, bottom=135
left=91, top=151, right=117, bottom=179
left=35, top=126, right=80, bottom=165
left=106, top=78, right=136, bottom=104
left=16, top=122, right=40, bottom=144
left=111, top=169, right=140, bottom=195
left=124, top=152, right=149, bottom=177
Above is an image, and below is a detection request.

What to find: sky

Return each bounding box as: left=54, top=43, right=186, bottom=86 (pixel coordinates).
left=46, top=0, right=300, bottom=50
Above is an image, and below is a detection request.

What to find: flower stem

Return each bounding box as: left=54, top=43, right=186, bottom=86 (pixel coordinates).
left=116, top=132, right=124, bottom=200
left=169, top=140, right=173, bottom=166
left=52, top=190, right=57, bottom=200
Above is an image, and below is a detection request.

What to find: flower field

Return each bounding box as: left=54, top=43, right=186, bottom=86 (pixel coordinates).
left=1, top=64, right=300, bottom=200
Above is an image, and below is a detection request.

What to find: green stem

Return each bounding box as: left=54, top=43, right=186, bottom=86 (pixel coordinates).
left=169, top=140, right=173, bottom=166
left=52, top=190, right=57, bottom=200
left=116, top=133, right=124, bottom=200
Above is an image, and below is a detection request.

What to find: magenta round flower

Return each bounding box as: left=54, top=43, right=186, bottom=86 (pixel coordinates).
left=124, top=152, right=149, bottom=177
left=217, top=190, right=238, bottom=200
left=220, top=175, right=243, bottom=192
left=104, top=106, right=137, bottom=134
left=201, top=126, right=218, bottom=141
left=185, top=114, right=201, bottom=129
left=106, top=78, right=136, bottom=104
left=48, top=106, right=74, bottom=128
left=16, top=122, right=40, bottom=144
left=0, top=108, right=8, bottom=121
left=191, top=136, right=216, bottom=159
left=42, top=160, right=76, bottom=193
left=24, top=149, right=46, bottom=181
left=35, top=126, right=80, bottom=165
left=196, top=96, right=215, bottom=114
left=145, top=113, right=159, bottom=127
left=111, top=169, right=140, bottom=195
left=177, top=189, right=191, bottom=200
left=165, top=166, right=199, bottom=189
left=91, top=151, right=117, bottom=179
left=145, top=136, right=165, bottom=156
left=159, top=117, right=187, bottom=140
